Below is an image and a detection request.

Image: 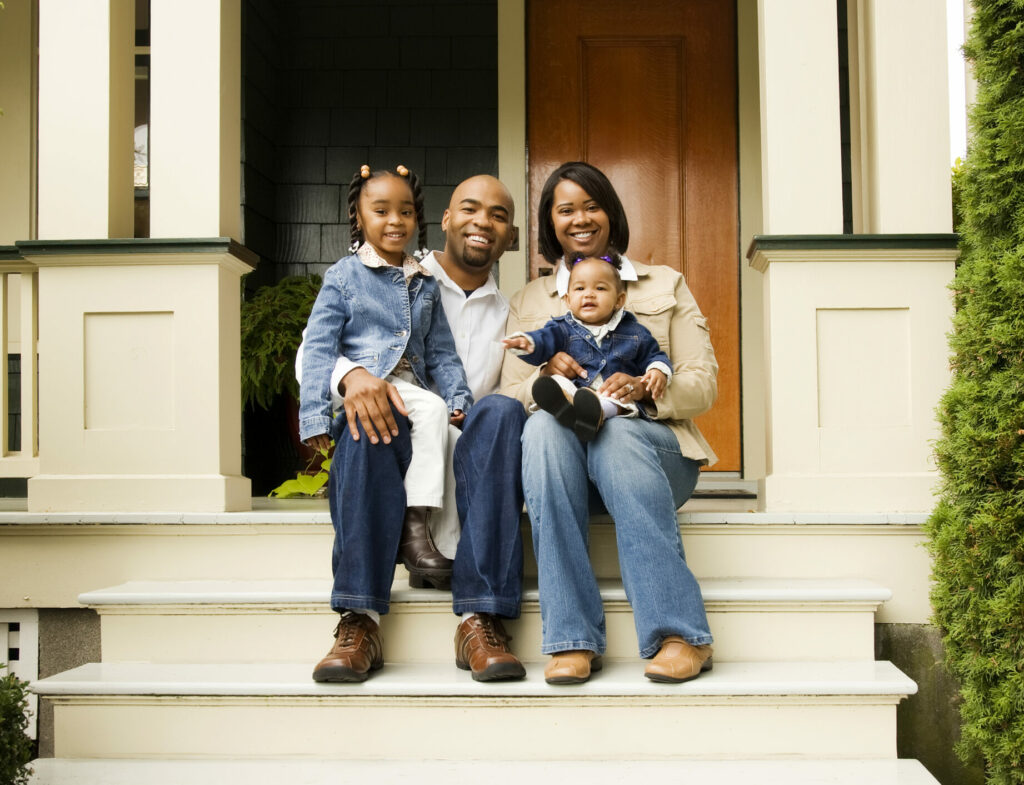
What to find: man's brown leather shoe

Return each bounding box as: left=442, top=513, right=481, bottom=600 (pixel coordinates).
left=454, top=613, right=526, bottom=682
left=398, top=506, right=453, bottom=590
left=644, top=636, right=713, bottom=683
left=311, top=611, right=383, bottom=683
left=544, top=650, right=602, bottom=684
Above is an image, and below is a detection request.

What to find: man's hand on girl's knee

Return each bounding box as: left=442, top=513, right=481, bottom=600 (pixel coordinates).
left=340, top=368, right=407, bottom=444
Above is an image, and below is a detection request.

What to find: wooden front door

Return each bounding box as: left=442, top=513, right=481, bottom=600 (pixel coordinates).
left=528, top=0, right=740, bottom=471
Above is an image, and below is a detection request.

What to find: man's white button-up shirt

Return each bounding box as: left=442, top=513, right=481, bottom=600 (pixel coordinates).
left=420, top=251, right=509, bottom=400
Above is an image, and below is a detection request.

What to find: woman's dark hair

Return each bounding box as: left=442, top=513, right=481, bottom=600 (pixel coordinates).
left=347, top=166, right=428, bottom=255
left=537, top=161, right=630, bottom=263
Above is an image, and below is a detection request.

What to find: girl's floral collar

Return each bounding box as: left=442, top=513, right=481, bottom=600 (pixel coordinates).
left=356, top=243, right=430, bottom=281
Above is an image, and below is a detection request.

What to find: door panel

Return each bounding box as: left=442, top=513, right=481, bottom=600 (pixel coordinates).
left=528, top=0, right=740, bottom=471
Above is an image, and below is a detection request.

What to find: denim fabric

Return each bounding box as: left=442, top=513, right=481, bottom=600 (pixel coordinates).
left=451, top=395, right=526, bottom=618
left=327, top=406, right=412, bottom=615
left=299, top=254, right=473, bottom=442
left=516, top=312, right=672, bottom=388
left=326, top=395, right=526, bottom=617
left=521, top=411, right=712, bottom=658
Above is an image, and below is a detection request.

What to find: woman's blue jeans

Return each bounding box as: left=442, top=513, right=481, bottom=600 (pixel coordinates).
left=521, top=412, right=713, bottom=658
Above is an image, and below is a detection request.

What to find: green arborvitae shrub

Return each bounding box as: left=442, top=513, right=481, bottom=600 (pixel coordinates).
left=0, top=666, right=33, bottom=785
left=925, top=2, right=1024, bottom=783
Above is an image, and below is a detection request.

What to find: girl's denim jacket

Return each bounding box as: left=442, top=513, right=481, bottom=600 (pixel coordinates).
left=298, top=254, right=473, bottom=442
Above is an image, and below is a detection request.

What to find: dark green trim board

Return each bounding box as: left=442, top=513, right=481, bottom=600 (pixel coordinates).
left=746, top=233, right=960, bottom=260
left=15, top=238, right=260, bottom=267
left=0, top=247, right=24, bottom=262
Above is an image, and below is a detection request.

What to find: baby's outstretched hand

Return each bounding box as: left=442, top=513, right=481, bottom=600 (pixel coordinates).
left=642, top=368, right=668, bottom=400
left=450, top=409, right=466, bottom=427
left=501, top=335, right=530, bottom=352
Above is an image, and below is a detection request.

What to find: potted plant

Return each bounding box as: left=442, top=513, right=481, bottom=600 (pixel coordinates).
left=240, top=275, right=324, bottom=495
left=241, top=274, right=322, bottom=410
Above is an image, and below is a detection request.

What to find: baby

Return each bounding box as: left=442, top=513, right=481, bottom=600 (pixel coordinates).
left=503, top=252, right=671, bottom=441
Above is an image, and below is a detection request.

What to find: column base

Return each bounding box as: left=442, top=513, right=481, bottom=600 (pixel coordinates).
left=27, top=474, right=252, bottom=513
left=758, top=473, right=939, bottom=513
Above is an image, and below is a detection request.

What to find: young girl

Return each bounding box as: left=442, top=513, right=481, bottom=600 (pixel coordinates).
left=503, top=252, right=671, bottom=441
left=299, top=165, right=472, bottom=681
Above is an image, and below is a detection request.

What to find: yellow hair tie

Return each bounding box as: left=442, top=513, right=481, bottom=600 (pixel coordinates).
left=360, top=164, right=371, bottom=179
left=396, top=165, right=409, bottom=177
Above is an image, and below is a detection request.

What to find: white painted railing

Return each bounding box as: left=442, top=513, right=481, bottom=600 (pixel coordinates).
left=0, top=260, right=38, bottom=477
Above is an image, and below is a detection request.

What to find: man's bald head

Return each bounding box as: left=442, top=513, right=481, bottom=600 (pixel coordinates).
left=440, top=175, right=516, bottom=280
left=448, top=175, right=515, bottom=221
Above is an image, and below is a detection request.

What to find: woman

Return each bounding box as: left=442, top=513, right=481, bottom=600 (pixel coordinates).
left=500, top=161, right=719, bottom=684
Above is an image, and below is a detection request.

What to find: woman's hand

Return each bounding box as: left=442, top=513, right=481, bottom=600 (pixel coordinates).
left=449, top=409, right=466, bottom=427
left=339, top=367, right=408, bottom=445
left=540, top=351, right=588, bottom=381
left=599, top=372, right=650, bottom=405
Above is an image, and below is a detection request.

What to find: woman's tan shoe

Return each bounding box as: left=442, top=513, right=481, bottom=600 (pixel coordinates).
left=644, top=636, right=713, bottom=683
left=544, top=650, right=603, bottom=684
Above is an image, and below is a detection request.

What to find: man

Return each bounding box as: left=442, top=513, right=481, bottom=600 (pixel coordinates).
left=307, top=175, right=527, bottom=682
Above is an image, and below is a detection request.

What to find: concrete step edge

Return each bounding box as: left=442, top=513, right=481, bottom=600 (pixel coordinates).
left=79, top=576, right=892, bottom=609
left=26, top=757, right=942, bottom=785
left=31, top=660, right=918, bottom=699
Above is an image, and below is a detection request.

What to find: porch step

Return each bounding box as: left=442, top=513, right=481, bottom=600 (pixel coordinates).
left=27, top=757, right=942, bottom=784
left=32, top=660, right=915, bottom=760
left=0, top=505, right=932, bottom=624
left=80, top=577, right=889, bottom=664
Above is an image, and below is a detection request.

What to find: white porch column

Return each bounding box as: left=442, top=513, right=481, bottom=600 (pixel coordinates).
left=149, top=0, right=241, bottom=240
left=757, top=0, right=844, bottom=233
left=37, top=0, right=135, bottom=240
left=850, top=0, right=952, bottom=232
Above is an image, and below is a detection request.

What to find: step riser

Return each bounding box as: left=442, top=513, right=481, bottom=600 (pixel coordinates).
left=1, top=522, right=930, bottom=623
left=97, top=605, right=877, bottom=664
left=52, top=700, right=899, bottom=760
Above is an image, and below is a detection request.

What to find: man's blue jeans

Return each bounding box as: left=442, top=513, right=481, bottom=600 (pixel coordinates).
left=327, top=394, right=525, bottom=618
left=452, top=395, right=526, bottom=619
left=521, top=412, right=713, bottom=658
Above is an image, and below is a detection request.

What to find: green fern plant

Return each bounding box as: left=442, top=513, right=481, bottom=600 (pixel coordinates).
left=240, top=275, right=322, bottom=410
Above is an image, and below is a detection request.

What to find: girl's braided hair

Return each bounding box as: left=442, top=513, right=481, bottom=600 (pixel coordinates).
left=347, top=165, right=428, bottom=257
